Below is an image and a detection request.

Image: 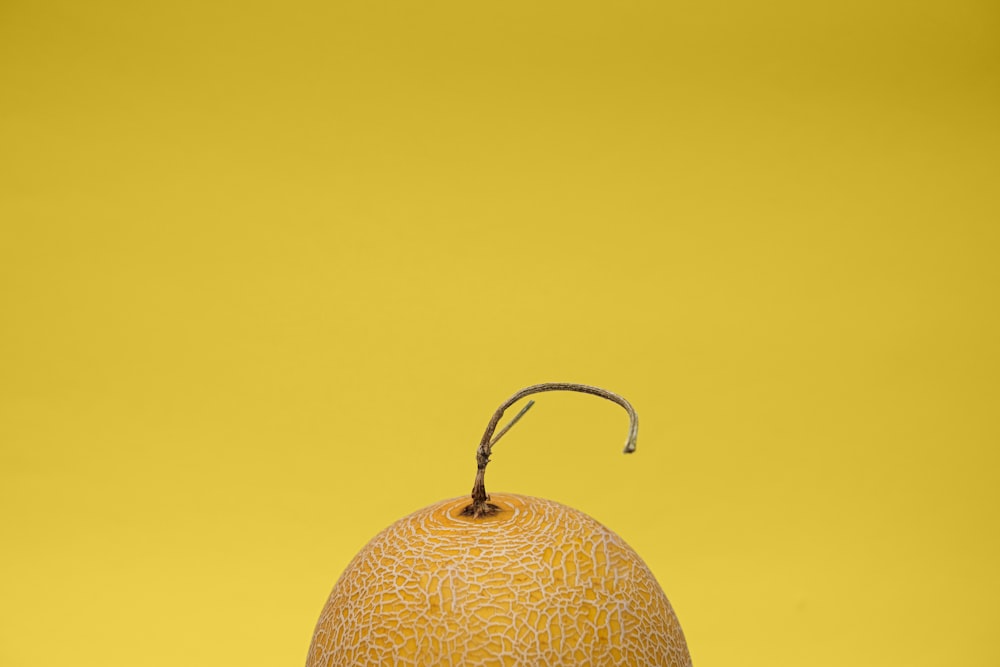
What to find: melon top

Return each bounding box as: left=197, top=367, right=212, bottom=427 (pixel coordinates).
left=306, top=493, right=692, bottom=666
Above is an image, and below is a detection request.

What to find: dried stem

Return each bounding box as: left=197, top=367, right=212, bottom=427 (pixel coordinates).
left=462, top=383, right=638, bottom=518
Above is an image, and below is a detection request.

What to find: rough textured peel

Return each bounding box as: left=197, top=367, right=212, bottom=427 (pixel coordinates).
left=306, top=493, right=691, bottom=666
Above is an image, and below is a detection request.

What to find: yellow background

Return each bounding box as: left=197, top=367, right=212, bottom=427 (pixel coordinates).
left=2, top=1, right=998, bottom=665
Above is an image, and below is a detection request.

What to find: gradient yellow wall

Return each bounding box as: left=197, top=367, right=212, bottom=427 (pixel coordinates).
left=2, top=2, right=998, bottom=665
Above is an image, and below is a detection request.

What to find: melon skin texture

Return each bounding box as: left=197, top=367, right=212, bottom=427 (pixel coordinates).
left=307, top=493, right=691, bottom=666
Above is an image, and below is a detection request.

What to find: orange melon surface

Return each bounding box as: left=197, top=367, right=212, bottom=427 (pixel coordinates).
left=307, top=493, right=691, bottom=666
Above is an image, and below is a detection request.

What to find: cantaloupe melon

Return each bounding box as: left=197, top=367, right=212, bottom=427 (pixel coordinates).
left=306, top=383, right=692, bottom=666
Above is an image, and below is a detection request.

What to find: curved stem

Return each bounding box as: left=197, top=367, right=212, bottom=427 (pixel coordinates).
left=462, top=383, right=639, bottom=518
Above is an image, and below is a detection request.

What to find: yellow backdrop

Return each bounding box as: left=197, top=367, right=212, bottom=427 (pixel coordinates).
left=2, top=1, right=998, bottom=665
